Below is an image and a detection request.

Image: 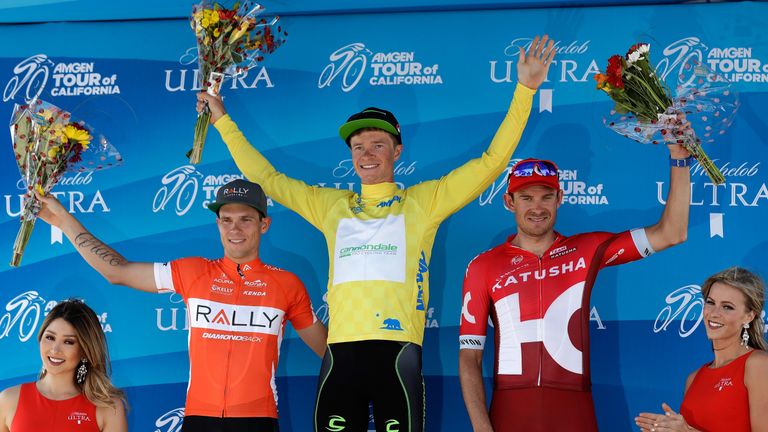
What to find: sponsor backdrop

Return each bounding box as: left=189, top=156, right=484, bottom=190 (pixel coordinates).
left=1, top=1, right=767, bottom=431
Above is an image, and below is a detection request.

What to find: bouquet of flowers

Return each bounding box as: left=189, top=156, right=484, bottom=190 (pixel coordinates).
left=9, top=99, right=122, bottom=267
left=594, top=43, right=738, bottom=184
left=188, top=1, right=287, bottom=164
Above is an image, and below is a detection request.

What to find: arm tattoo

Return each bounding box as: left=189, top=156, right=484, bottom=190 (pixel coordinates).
left=74, top=232, right=126, bottom=266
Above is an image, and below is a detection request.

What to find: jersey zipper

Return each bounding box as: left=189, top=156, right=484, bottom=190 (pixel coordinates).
left=221, top=263, right=245, bottom=416
left=537, top=255, right=543, bottom=387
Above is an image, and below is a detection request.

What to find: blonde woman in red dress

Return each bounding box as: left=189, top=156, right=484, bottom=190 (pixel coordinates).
left=636, top=267, right=768, bottom=432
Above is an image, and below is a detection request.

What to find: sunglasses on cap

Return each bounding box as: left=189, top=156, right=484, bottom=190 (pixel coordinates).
left=510, top=160, right=559, bottom=178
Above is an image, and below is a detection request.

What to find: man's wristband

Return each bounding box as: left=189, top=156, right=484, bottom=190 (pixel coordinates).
left=670, top=156, right=694, bottom=168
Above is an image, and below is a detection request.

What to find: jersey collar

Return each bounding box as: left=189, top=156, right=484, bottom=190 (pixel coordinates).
left=360, top=182, right=398, bottom=201
left=505, top=231, right=564, bottom=255
left=221, top=256, right=264, bottom=275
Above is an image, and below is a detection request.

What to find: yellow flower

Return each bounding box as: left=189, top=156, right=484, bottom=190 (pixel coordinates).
left=202, top=17, right=210, bottom=28
left=63, top=124, right=92, bottom=147
left=35, top=184, right=45, bottom=196
left=47, top=146, right=60, bottom=159
left=229, top=21, right=249, bottom=43
left=214, top=27, right=221, bottom=37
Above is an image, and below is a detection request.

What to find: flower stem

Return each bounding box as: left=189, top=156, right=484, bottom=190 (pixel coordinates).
left=188, top=107, right=211, bottom=165
left=10, top=216, right=36, bottom=267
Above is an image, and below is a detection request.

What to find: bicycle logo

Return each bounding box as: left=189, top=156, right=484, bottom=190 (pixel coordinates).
left=0, top=291, right=48, bottom=342
left=3, top=54, right=53, bottom=103
left=318, top=43, right=372, bottom=92
left=656, top=37, right=707, bottom=88
left=478, top=159, right=520, bottom=207
left=154, top=407, right=185, bottom=432
left=152, top=165, right=202, bottom=216
left=653, top=284, right=704, bottom=338
left=314, top=292, right=329, bottom=325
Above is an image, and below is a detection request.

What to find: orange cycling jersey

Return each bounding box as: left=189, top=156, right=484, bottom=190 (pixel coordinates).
left=153, top=256, right=316, bottom=418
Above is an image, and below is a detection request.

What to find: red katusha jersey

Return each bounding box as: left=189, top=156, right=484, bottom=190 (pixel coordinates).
left=459, top=229, right=653, bottom=391
left=153, top=256, right=317, bottom=418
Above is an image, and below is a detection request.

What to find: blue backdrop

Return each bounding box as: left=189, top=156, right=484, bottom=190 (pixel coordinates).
left=1, top=1, right=767, bottom=431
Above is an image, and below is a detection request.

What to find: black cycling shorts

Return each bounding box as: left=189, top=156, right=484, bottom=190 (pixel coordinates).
left=181, top=415, right=279, bottom=432
left=314, top=340, right=424, bottom=432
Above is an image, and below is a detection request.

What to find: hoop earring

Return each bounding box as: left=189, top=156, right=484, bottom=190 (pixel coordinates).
left=76, top=359, right=88, bottom=384
left=741, top=323, right=750, bottom=347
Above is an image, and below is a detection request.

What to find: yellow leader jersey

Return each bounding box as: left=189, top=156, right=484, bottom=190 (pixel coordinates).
left=214, top=83, right=535, bottom=345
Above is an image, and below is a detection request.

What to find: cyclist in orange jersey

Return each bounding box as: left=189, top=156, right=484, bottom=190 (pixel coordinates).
left=35, top=179, right=327, bottom=432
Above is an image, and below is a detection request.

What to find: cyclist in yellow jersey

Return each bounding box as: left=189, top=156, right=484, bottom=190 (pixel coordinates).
left=198, top=34, right=556, bottom=432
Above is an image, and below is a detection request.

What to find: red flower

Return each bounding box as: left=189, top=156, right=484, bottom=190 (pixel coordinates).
left=217, top=9, right=236, bottom=21
left=606, top=55, right=624, bottom=89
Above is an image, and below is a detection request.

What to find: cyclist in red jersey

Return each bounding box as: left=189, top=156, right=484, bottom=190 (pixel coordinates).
left=459, top=146, right=692, bottom=432
left=34, top=179, right=327, bottom=432
left=636, top=267, right=768, bottom=432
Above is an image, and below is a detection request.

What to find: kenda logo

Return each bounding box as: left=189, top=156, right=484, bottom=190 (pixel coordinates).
left=318, top=43, right=443, bottom=92
left=164, top=47, right=273, bottom=92
left=153, top=166, right=273, bottom=216
left=339, top=243, right=398, bottom=258
left=188, top=298, right=284, bottom=335
left=656, top=37, right=768, bottom=85
left=492, top=258, right=587, bottom=291
left=653, top=285, right=704, bottom=338
left=154, top=407, right=184, bottom=432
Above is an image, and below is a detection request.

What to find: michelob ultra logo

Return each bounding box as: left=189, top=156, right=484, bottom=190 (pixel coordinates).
left=187, top=298, right=284, bottom=335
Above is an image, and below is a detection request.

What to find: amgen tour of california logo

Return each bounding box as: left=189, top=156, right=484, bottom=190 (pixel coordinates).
left=656, top=37, right=768, bottom=85
left=478, top=159, right=609, bottom=207
left=154, top=408, right=185, bottom=432
left=3, top=54, right=120, bottom=102
left=318, top=43, right=443, bottom=92
left=152, top=165, right=262, bottom=216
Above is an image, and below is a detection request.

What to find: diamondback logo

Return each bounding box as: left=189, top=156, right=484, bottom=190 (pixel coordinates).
left=338, top=243, right=398, bottom=258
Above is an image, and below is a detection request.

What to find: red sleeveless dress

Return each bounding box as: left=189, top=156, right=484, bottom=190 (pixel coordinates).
left=680, top=350, right=754, bottom=432
left=11, top=382, right=99, bottom=432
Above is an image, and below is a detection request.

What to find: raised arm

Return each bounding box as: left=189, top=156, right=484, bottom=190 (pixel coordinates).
left=417, top=35, right=556, bottom=219
left=197, top=93, right=338, bottom=229
left=36, top=193, right=157, bottom=293
left=459, top=349, right=494, bottom=432
left=644, top=143, right=692, bottom=252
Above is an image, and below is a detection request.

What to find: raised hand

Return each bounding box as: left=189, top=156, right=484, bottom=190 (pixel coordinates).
left=35, top=191, right=71, bottom=229
left=196, top=92, right=227, bottom=124
left=516, top=34, right=557, bottom=90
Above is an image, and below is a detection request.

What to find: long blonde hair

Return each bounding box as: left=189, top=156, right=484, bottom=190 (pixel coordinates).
left=37, top=299, right=126, bottom=409
left=702, top=267, right=767, bottom=351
